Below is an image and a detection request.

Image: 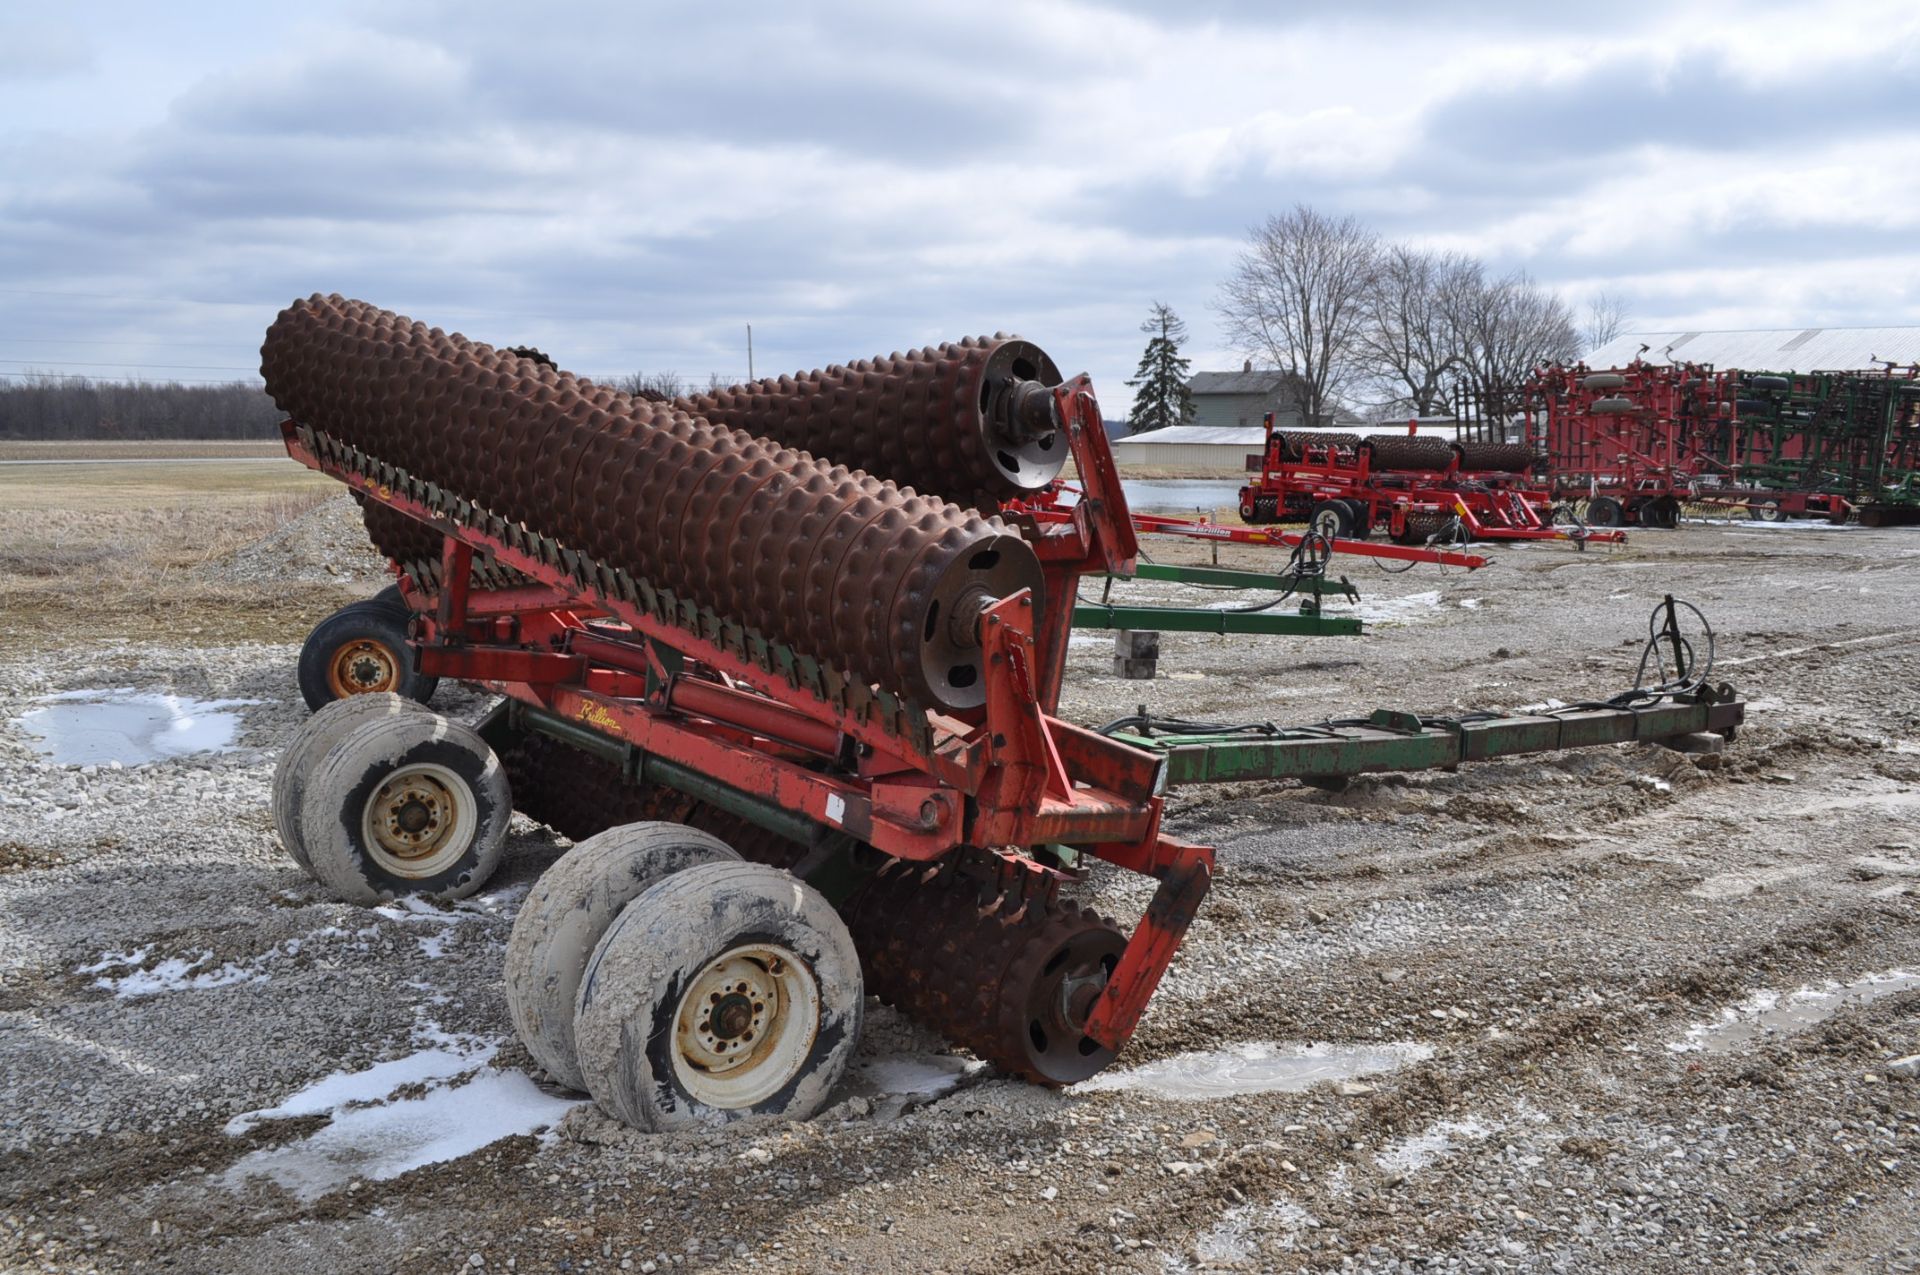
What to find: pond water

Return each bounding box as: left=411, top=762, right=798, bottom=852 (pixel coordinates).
left=14, top=688, right=258, bottom=766
left=1119, top=479, right=1246, bottom=511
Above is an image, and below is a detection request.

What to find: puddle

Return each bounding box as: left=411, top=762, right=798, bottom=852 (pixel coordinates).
left=1671, top=970, right=1920, bottom=1053
left=842, top=1052, right=982, bottom=1101
left=1074, top=1039, right=1433, bottom=1100
left=15, top=688, right=257, bottom=766
left=223, top=1025, right=579, bottom=1200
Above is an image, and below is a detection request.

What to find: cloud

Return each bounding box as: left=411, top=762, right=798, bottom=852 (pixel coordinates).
left=0, top=16, right=93, bottom=79
left=1, top=0, right=1918, bottom=406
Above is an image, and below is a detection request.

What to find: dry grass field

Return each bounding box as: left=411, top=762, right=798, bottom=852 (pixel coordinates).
left=0, top=455, right=355, bottom=648
left=0, top=440, right=286, bottom=462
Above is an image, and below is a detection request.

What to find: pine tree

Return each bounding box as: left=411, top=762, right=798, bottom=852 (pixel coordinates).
left=1125, top=302, right=1195, bottom=434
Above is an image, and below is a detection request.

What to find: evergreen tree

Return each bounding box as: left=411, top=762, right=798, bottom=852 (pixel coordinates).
left=1125, top=302, right=1195, bottom=433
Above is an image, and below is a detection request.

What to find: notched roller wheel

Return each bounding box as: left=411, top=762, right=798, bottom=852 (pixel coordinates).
left=505, top=822, right=742, bottom=1093
left=298, top=598, right=437, bottom=711
left=573, top=861, right=862, bottom=1131
left=272, top=692, right=429, bottom=873
left=298, top=712, right=510, bottom=903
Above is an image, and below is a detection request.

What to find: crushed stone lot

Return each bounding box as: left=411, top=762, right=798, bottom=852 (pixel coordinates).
left=1, top=498, right=1918, bottom=1273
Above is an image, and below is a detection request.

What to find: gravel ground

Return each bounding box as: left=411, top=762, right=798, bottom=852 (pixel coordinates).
left=1, top=516, right=1917, bottom=1273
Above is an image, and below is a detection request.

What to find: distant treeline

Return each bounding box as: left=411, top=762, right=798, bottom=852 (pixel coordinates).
left=0, top=376, right=283, bottom=440
left=0, top=370, right=726, bottom=439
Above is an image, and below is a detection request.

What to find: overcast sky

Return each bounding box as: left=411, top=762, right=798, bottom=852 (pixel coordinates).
left=4, top=1, right=1918, bottom=414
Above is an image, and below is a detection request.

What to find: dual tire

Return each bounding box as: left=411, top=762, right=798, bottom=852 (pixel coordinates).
left=506, top=826, right=862, bottom=1131
left=276, top=703, right=863, bottom=1131
left=274, top=695, right=510, bottom=902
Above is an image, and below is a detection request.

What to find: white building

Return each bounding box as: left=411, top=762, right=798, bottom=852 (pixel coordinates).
left=1585, top=326, right=1920, bottom=372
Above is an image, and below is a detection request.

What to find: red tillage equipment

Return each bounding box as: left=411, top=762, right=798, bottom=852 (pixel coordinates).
left=265, top=296, right=1209, bottom=1131
left=1236, top=413, right=1622, bottom=548
left=1524, top=361, right=1860, bottom=526
left=266, top=297, right=1743, bottom=1134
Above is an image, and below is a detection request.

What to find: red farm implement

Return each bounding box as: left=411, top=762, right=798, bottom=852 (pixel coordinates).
left=1235, top=413, right=1622, bottom=549
left=266, top=297, right=1745, bottom=1134
left=1524, top=360, right=1920, bottom=526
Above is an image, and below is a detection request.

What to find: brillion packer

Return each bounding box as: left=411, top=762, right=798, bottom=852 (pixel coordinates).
left=268, top=297, right=1745, bottom=1131
left=1524, top=360, right=1920, bottom=527
left=1234, top=413, right=1624, bottom=549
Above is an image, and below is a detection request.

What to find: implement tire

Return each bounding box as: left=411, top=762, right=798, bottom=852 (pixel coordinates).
left=297, top=599, right=437, bottom=712
left=574, top=862, right=862, bottom=1131
left=272, top=692, right=429, bottom=874
left=505, top=822, right=742, bottom=1093
left=298, top=712, right=511, bottom=904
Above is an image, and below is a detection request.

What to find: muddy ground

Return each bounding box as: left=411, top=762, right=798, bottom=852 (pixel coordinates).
left=1, top=491, right=1917, bottom=1274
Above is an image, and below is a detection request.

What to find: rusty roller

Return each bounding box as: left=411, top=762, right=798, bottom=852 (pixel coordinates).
left=1361, top=434, right=1455, bottom=472
left=261, top=295, right=1040, bottom=711
left=1453, top=440, right=1535, bottom=472
left=839, top=856, right=1126, bottom=1085
left=360, top=499, right=444, bottom=571
left=1276, top=430, right=1359, bottom=462
left=680, top=338, right=1068, bottom=510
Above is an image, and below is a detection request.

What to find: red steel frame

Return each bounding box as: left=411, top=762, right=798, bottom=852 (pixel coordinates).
left=1236, top=415, right=1624, bottom=546
left=281, top=376, right=1210, bottom=1053
left=1008, top=483, right=1495, bottom=569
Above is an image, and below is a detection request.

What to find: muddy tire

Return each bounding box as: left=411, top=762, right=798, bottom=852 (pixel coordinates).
left=272, top=692, right=428, bottom=874
left=1586, top=496, right=1625, bottom=528
left=298, top=712, right=511, bottom=904
left=297, top=600, right=437, bottom=712
left=505, top=822, right=742, bottom=1093
left=574, top=861, right=862, bottom=1131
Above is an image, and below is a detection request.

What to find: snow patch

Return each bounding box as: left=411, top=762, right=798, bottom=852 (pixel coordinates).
left=222, top=1019, right=579, bottom=1200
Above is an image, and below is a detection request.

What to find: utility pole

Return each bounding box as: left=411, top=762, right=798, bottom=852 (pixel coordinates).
left=746, top=324, right=754, bottom=381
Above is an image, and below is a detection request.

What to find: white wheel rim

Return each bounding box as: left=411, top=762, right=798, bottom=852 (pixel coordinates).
left=1312, top=510, right=1340, bottom=538
left=360, top=761, right=475, bottom=878
left=671, top=943, right=819, bottom=1110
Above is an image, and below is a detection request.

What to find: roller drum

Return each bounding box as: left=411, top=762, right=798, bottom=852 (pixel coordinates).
left=681, top=337, right=1068, bottom=509
left=1453, top=440, right=1535, bottom=472
left=262, top=295, right=1041, bottom=711
left=1278, top=430, right=1359, bottom=461
left=1361, top=434, right=1455, bottom=472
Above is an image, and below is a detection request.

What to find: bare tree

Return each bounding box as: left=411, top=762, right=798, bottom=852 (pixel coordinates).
left=1353, top=245, right=1480, bottom=416
left=615, top=370, right=687, bottom=401
left=1581, top=290, right=1634, bottom=355
left=0, top=375, right=282, bottom=440
left=1449, top=268, right=1580, bottom=417
left=1216, top=205, right=1378, bottom=426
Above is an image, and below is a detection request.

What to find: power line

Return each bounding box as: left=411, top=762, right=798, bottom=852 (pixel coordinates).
left=0, top=357, right=260, bottom=372
left=0, top=369, right=258, bottom=385
left=0, top=335, right=257, bottom=348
